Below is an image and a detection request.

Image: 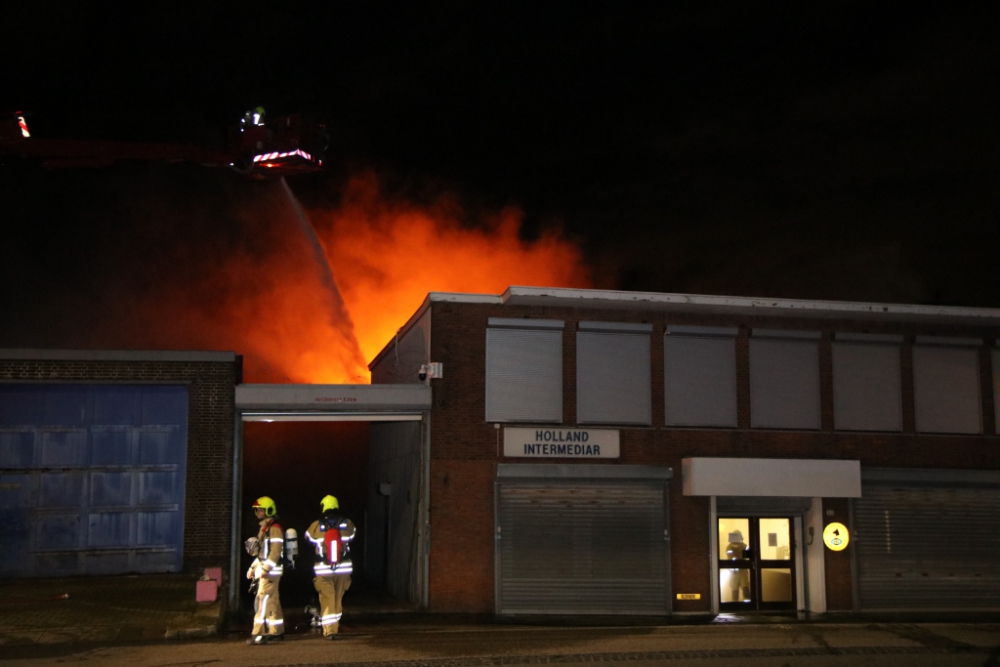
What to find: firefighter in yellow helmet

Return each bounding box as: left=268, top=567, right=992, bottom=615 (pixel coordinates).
left=245, top=496, right=285, bottom=645
left=305, top=495, right=356, bottom=639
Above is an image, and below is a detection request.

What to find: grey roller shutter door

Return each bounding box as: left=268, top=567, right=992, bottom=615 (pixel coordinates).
left=664, top=335, right=737, bottom=427
left=497, top=480, right=669, bottom=614
left=854, top=482, right=1000, bottom=610
left=832, top=343, right=902, bottom=432
left=750, top=338, right=820, bottom=429
left=486, top=328, right=562, bottom=423
left=912, top=345, right=981, bottom=434
left=577, top=332, right=651, bottom=425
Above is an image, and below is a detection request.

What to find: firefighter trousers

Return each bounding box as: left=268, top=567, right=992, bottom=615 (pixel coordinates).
left=252, top=576, right=285, bottom=636
left=314, top=574, right=351, bottom=635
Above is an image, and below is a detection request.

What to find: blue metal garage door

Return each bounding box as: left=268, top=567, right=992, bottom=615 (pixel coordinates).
left=0, top=384, right=188, bottom=577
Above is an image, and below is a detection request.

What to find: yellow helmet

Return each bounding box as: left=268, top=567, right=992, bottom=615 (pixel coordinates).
left=320, top=495, right=339, bottom=512
left=252, top=496, right=277, bottom=517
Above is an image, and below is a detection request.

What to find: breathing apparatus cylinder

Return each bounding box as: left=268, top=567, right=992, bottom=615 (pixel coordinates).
left=285, top=528, right=298, bottom=569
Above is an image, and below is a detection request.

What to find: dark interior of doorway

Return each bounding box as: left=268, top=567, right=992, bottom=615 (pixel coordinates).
left=241, top=421, right=371, bottom=614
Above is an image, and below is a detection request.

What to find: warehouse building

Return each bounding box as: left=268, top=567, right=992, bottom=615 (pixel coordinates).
left=369, top=287, right=1000, bottom=616
left=3, top=286, right=1000, bottom=618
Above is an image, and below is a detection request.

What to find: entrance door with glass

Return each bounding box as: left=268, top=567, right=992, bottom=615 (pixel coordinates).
left=718, top=517, right=795, bottom=612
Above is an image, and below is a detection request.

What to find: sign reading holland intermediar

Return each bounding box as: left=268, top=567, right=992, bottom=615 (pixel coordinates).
left=504, top=427, right=620, bottom=458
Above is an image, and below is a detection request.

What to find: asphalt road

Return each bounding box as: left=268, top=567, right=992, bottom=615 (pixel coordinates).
left=1, top=621, right=998, bottom=667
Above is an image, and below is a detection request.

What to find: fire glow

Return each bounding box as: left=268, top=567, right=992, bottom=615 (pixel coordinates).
left=318, top=175, right=593, bottom=370
left=126, top=174, right=592, bottom=385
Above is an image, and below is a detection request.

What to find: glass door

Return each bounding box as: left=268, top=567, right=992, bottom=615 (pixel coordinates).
left=718, top=517, right=795, bottom=612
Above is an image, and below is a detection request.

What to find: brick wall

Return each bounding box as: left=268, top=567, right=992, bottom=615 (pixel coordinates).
left=0, top=357, right=240, bottom=573
left=419, top=301, right=1000, bottom=613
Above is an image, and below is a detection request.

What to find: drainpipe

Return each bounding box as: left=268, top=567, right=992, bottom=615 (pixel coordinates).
left=421, top=410, right=431, bottom=608
left=228, top=411, right=244, bottom=610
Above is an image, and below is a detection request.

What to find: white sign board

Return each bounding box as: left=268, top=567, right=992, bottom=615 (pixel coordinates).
left=504, top=428, right=620, bottom=458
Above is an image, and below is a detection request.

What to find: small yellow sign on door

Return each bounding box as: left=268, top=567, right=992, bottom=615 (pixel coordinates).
left=676, top=593, right=701, bottom=600
left=823, top=522, right=850, bottom=551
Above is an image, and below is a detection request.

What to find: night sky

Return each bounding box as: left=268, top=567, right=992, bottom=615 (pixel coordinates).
left=3, top=3, right=999, bottom=357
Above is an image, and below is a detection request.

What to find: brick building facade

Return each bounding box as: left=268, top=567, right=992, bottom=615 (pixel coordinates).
left=371, top=287, right=1000, bottom=616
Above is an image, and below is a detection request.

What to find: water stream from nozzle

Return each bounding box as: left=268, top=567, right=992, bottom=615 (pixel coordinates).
left=280, top=177, right=366, bottom=374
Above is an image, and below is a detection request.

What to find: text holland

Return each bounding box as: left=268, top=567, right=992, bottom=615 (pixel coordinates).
left=535, top=430, right=590, bottom=442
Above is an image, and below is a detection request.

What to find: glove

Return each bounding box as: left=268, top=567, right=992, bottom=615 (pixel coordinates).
left=246, top=566, right=254, bottom=580
left=254, top=564, right=263, bottom=579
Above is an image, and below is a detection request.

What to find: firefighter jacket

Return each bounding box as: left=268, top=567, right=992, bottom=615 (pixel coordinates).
left=306, top=514, right=356, bottom=577
left=253, top=518, right=285, bottom=579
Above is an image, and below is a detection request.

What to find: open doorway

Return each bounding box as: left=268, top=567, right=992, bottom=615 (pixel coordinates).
left=239, top=419, right=426, bottom=616
left=232, top=382, right=431, bottom=625
left=241, top=421, right=370, bottom=614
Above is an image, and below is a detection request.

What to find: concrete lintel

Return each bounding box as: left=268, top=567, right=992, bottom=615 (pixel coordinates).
left=682, top=457, right=861, bottom=498
left=235, top=383, right=432, bottom=412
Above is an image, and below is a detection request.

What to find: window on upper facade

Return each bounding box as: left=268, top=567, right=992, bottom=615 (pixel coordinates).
left=750, top=330, right=821, bottom=430
left=664, top=325, right=738, bottom=427
left=485, top=318, right=563, bottom=423
left=913, top=337, right=982, bottom=434
left=576, top=322, right=652, bottom=425
left=832, top=334, right=903, bottom=432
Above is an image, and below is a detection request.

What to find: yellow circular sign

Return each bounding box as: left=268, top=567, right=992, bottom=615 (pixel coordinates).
left=823, top=522, right=850, bottom=551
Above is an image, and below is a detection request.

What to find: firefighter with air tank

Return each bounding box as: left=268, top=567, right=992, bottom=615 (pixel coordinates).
left=245, top=496, right=287, bottom=645
left=306, top=495, right=356, bottom=639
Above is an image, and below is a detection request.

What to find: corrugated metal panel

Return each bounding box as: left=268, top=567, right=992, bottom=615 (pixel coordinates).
left=912, top=346, right=982, bottom=434
left=832, top=342, right=902, bottom=432
left=497, top=480, right=669, bottom=615
left=0, top=384, right=187, bottom=578
left=577, top=332, right=651, bottom=425
left=855, top=482, right=1000, bottom=611
left=749, top=339, right=820, bottom=429
left=664, top=335, right=737, bottom=427
left=486, top=328, right=562, bottom=423
left=366, top=421, right=422, bottom=602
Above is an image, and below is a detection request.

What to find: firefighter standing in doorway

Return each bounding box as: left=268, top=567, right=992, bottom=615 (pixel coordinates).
left=245, top=496, right=285, bottom=645
left=306, top=495, right=356, bottom=639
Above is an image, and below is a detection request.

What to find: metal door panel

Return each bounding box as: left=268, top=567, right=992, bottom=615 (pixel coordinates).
left=0, top=386, right=43, bottom=425
left=0, top=383, right=188, bottom=577
left=40, top=472, right=86, bottom=507
left=93, top=389, right=139, bottom=425
left=137, top=511, right=177, bottom=545
left=91, top=429, right=132, bottom=465
left=0, top=431, right=34, bottom=467
left=138, top=428, right=181, bottom=464
left=40, top=430, right=88, bottom=466
left=88, top=512, right=132, bottom=547
left=90, top=472, right=133, bottom=506
left=139, top=471, right=178, bottom=504
left=43, top=388, right=90, bottom=426
left=35, top=514, right=82, bottom=551
left=0, top=474, right=32, bottom=573
left=141, top=387, right=187, bottom=426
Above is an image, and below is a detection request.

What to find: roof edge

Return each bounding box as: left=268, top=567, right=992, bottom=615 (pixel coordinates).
left=0, top=349, right=238, bottom=363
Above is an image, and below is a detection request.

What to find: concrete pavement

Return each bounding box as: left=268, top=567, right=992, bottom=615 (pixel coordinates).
left=1, top=573, right=998, bottom=666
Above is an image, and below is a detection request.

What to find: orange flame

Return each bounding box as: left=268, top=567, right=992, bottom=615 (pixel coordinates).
left=316, top=175, right=593, bottom=370
left=113, top=173, right=591, bottom=384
